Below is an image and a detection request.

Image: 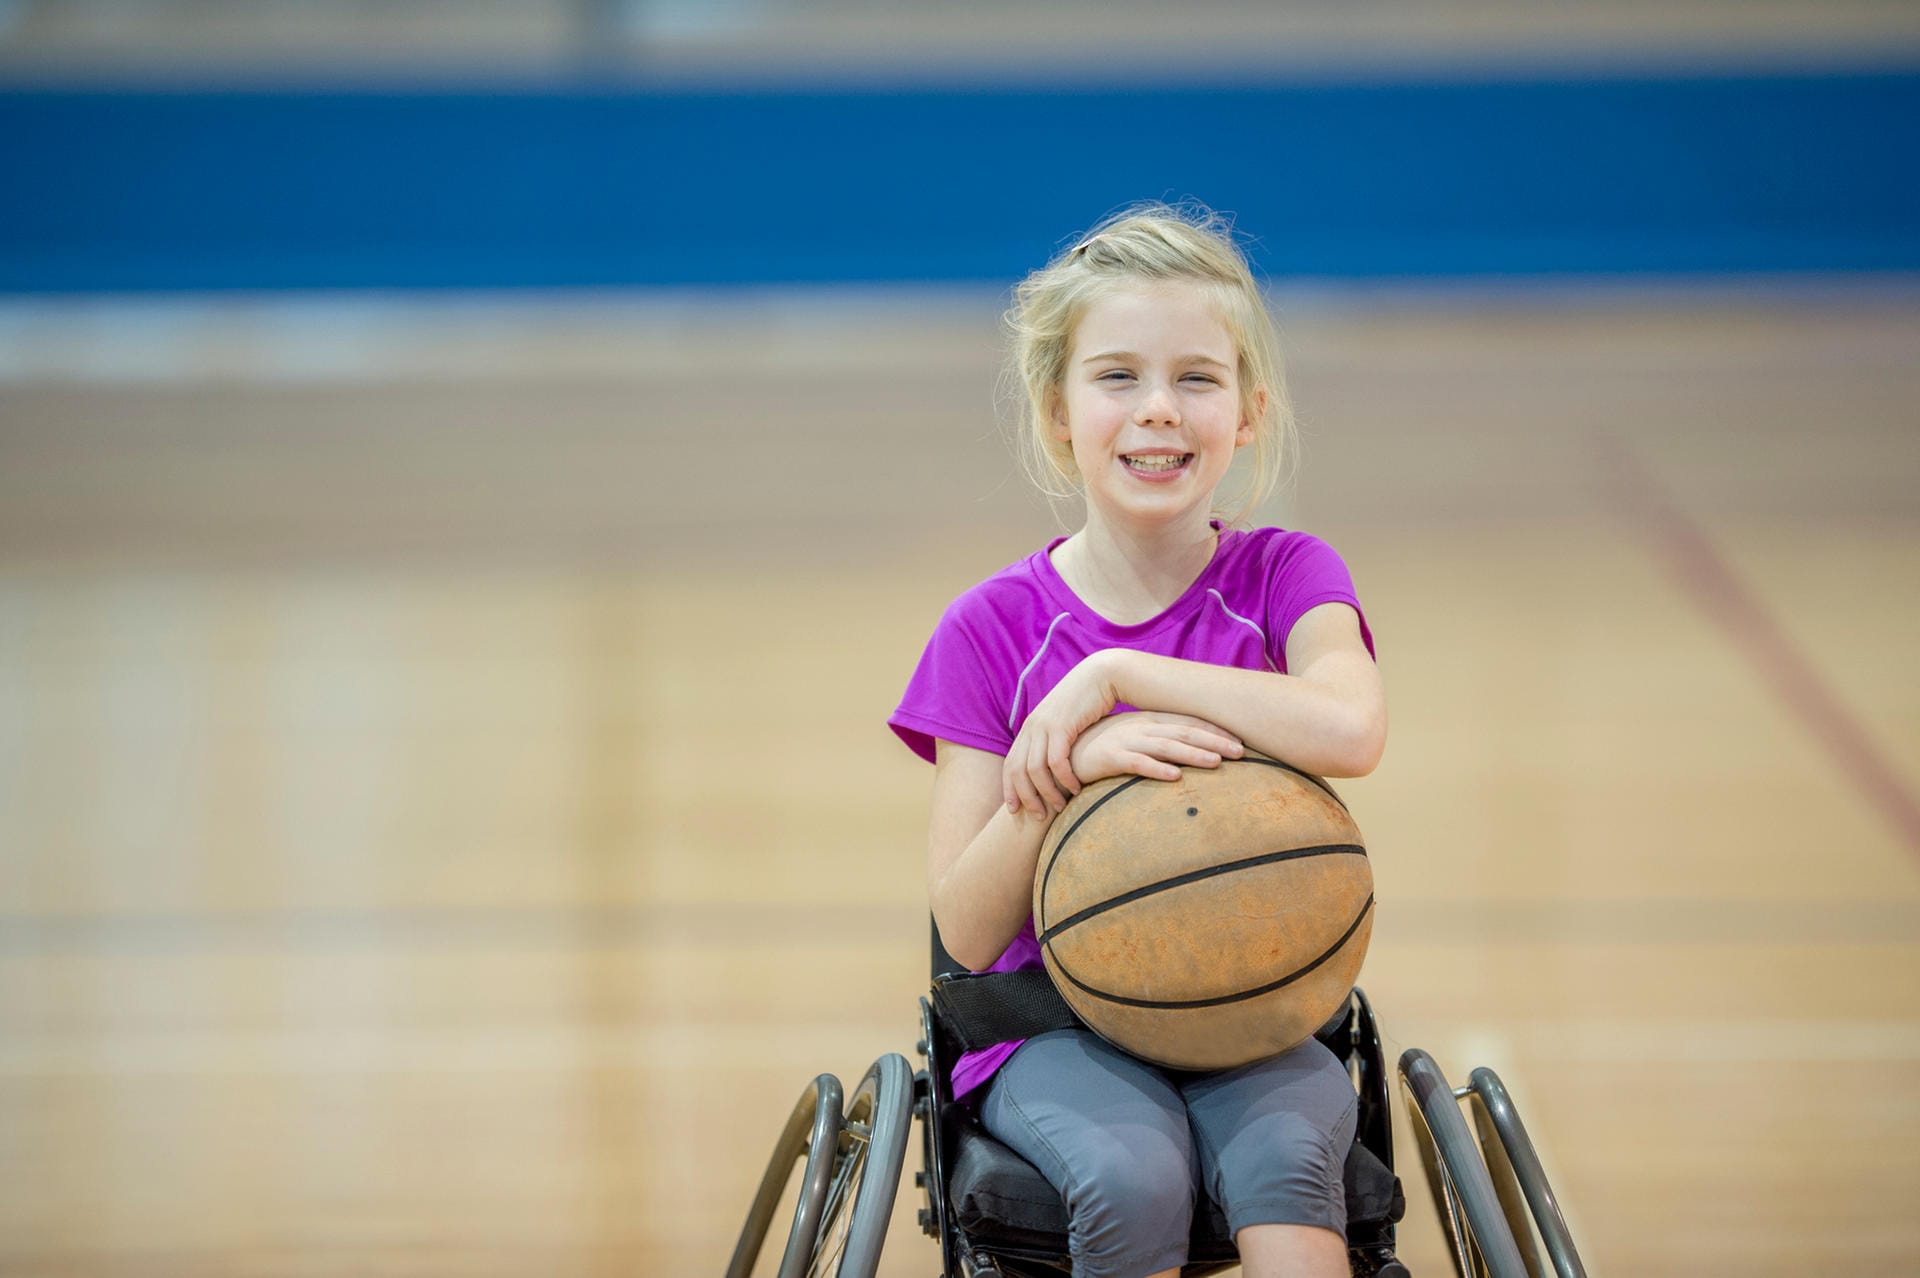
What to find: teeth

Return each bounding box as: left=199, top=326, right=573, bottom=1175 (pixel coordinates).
left=1124, top=454, right=1189, bottom=471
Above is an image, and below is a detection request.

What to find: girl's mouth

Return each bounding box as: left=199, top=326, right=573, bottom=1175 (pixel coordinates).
left=1122, top=453, right=1192, bottom=475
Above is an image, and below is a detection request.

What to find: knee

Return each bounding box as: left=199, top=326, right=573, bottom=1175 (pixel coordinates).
left=1218, top=1112, right=1351, bottom=1236
left=1064, top=1140, right=1194, bottom=1270
left=1272, top=1113, right=1347, bottom=1193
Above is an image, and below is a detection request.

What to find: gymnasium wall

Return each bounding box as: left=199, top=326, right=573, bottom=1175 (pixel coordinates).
left=4, top=68, right=1918, bottom=291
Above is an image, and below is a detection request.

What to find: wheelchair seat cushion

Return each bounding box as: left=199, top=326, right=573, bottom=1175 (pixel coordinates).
left=945, top=1116, right=1402, bottom=1255
left=946, top=1116, right=1236, bottom=1260
left=1343, top=1140, right=1405, bottom=1228
left=947, top=1117, right=1069, bottom=1251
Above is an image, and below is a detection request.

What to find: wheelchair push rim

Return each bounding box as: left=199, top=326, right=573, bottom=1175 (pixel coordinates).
left=807, top=1052, right=915, bottom=1278
left=1399, top=1048, right=1530, bottom=1278
left=1465, top=1066, right=1587, bottom=1278
left=725, top=1073, right=846, bottom=1278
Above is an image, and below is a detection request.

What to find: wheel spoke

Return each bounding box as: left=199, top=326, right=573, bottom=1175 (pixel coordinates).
left=807, top=1144, right=868, bottom=1278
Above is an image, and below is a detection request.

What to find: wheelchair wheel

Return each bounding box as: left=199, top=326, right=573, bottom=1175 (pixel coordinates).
left=1399, top=1048, right=1529, bottom=1278
left=726, top=1073, right=847, bottom=1278
left=805, top=1052, right=915, bottom=1278
left=1465, top=1067, right=1587, bottom=1278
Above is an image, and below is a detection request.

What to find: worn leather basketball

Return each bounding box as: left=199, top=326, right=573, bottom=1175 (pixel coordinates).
left=1032, top=755, right=1373, bottom=1071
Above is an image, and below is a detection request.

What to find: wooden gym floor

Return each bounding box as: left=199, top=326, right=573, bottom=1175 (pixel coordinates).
left=0, top=282, right=1916, bottom=1275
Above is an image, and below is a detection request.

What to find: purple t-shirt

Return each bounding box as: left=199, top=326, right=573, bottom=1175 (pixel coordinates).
left=890, top=524, right=1374, bottom=1098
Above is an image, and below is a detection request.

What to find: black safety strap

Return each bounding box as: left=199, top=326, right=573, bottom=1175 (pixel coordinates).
left=932, top=968, right=1358, bottom=1059
left=930, top=969, right=1082, bottom=1054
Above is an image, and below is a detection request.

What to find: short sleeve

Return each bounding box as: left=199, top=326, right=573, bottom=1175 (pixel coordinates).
left=889, top=605, right=1016, bottom=765
left=1267, top=533, right=1376, bottom=671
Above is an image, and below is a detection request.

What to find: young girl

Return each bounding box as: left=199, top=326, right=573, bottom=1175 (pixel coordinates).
left=889, top=204, right=1385, bottom=1278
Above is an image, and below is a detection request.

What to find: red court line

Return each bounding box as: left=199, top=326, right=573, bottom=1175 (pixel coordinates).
left=1595, top=433, right=1920, bottom=855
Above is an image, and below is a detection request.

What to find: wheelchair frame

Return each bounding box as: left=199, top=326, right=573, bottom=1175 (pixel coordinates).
left=728, top=971, right=1586, bottom=1278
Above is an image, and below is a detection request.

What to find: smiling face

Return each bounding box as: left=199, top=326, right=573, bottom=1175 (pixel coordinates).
left=1051, top=279, right=1261, bottom=534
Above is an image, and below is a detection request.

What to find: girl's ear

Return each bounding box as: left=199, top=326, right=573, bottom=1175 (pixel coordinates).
left=1236, top=385, right=1268, bottom=447
left=1048, top=390, right=1072, bottom=442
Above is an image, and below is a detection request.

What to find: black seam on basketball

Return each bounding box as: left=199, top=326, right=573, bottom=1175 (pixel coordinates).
left=1035, top=758, right=1343, bottom=971
left=1036, top=844, right=1367, bottom=947
left=1036, top=774, right=1147, bottom=949
left=1229, top=755, right=1347, bottom=811
left=1053, top=895, right=1374, bottom=1010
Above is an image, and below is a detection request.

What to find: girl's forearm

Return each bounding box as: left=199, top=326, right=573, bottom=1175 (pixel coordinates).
left=928, top=802, right=1053, bottom=972
left=1101, top=648, right=1386, bottom=777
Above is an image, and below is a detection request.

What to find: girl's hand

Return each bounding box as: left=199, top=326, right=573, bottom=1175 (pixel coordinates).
left=1069, top=711, right=1244, bottom=787
left=1003, top=653, right=1123, bottom=816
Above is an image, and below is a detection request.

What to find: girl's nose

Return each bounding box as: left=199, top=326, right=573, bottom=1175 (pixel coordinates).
left=1135, top=383, right=1180, bottom=426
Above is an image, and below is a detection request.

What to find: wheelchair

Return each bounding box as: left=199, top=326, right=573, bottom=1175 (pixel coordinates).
left=727, top=927, right=1587, bottom=1278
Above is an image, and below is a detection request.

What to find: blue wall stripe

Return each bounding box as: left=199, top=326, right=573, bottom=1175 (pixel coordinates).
left=2, top=71, right=1916, bottom=291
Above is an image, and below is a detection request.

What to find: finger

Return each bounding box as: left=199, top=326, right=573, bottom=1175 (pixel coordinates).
left=1008, top=739, right=1041, bottom=815
left=1015, top=738, right=1046, bottom=815
left=1125, top=733, right=1224, bottom=770
left=1032, top=757, right=1066, bottom=815
left=1011, top=760, right=1042, bottom=818
left=1121, top=751, right=1182, bottom=782
left=1047, top=737, right=1080, bottom=802
left=1030, top=738, right=1067, bottom=814
left=1172, top=714, right=1240, bottom=741
left=1169, top=724, right=1243, bottom=756
left=1158, top=741, right=1226, bottom=769
left=1028, top=767, right=1061, bottom=816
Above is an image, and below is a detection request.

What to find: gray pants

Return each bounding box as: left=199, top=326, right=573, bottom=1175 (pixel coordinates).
left=978, top=1028, right=1357, bottom=1278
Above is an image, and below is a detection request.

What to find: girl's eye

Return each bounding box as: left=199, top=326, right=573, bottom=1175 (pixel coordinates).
left=1182, top=373, right=1220, bottom=385
left=1097, top=370, right=1134, bottom=382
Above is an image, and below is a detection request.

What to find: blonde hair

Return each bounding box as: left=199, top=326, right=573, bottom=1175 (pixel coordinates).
left=1004, top=201, right=1295, bottom=522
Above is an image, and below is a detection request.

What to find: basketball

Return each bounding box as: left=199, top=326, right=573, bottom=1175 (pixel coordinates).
left=1032, top=755, right=1373, bottom=1071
